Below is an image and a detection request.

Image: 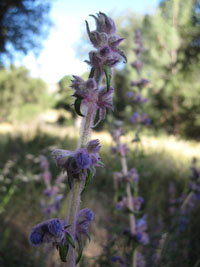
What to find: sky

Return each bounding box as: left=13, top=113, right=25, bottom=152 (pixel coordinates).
left=17, top=0, right=161, bottom=83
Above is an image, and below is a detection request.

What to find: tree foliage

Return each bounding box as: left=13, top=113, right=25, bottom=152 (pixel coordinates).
left=109, top=0, right=200, bottom=139
left=0, top=65, right=51, bottom=121
left=0, top=0, right=51, bottom=63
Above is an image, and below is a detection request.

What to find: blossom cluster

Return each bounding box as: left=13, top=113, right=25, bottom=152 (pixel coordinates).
left=51, top=139, right=102, bottom=186
left=85, top=12, right=126, bottom=73
left=29, top=12, right=126, bottom=265
left=29, top=208, right=94, bottom=261
left=110, top=29, right=150, bottom=266
left=111, top=122, right=149, bottom=266
left=129, top=29, right=150, bottom=129
left=39, top=155, right=65, bottom=216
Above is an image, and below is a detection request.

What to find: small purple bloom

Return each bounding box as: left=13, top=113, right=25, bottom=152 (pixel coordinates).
left=48, top=219, right=64, bottom=237
left=179, top=216, right=188, bottom=232
left=111, top=256, right=120, bottom=262
left=90, top=12, right=116, bottom=36
left=141, top=113, right=151, bottom=126
left=29, top=231, right=44, bottom=246
left=127, top=168, right=139, bottom=182
left=74, top=149, right=92, bottom=169
left=29, top=218, right=64, bottom=246
left=86, top=139, right=101, bottom=153
left=40, top=155, right=49, bottom=171
left=135, top=216, right=149, bottom=245
left=51, top=140, right=102, bottom=182
left=130, top=112, right=140, bottom=124
left=76, top=208, right=94, bottom=241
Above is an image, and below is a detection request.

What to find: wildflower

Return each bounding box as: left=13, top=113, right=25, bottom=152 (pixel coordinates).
left=127, top=168, right=139, bottom=183
left=85, top=12, right=126, bottom=73
left=117, top=196, right=144, bottom=211
left=136, top=252, right=146, bottom=267
left=111, top=255, right=128, bottom=266
left=130, top=112, right=140, bottom=124
left=126, top=91, right=148, bottom=104
left=51, top=140, right=101, bottom=183
left=29, top=218, right=64, bottom=246
left=40, top=155, right=49, bottom=171
left=110, top=127, right=124, bottom=143
left=135, top=216, right=149, bottom=245
left=131, top=78, right=149, bottom=89
left=76, top=208, right=94, bottom=242
left=71, top=76, right=114, bottom=126
left=140, top=113, right=151, bottom=126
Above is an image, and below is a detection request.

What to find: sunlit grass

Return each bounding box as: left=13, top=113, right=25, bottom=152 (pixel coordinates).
left=0, top=122, right=199, bottom=266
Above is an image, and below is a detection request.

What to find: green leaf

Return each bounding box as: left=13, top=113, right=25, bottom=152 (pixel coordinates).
left=59, top=244, right=69, bottom=262
left=103, top=65, right=112, bottom=92
left=66, top=232, right=75, bottom=248
left=81, top=169, right=94, bottom=195
left=126, top=208, right=144, bottom=216
left=98, top=160, right=104, bottom=167
left=89, top=67, right=95, bottom=78
left=76, top=243, right=83, bottom=265
left=74, top=98, right=84, bottom=117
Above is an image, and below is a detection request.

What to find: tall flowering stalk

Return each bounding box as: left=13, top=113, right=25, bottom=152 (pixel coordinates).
left=39, top=155, right=65, bottom=217
left=154, top=158, right=200, bottom=265
left=29, top=12, right=126, bottom=266
left=111, top=30, right=150, bottom=267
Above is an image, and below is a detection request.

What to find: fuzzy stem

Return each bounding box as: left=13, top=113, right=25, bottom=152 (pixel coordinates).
left=66, top=71, right=102, bottom=266
left=121, top=156, right=136, bottom=233
left=78, top=105, right=95, bottom=149
left=66, top=180, right=84, bottom=266
left=120, top=155, right=137, bottom=267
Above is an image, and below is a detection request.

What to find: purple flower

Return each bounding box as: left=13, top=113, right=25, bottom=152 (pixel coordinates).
left=136, top=252, right=146, bottom=267
left=127, top=91, right=148, bottom=104
left=111, top=127, right=124, bottom=142
left=71, top=76, right=97, bottom=98
left=130, top=112, right=140, bottom=124
left=111, top=256, right=121, bottom=262
left=110, top=144, right=128, bottom=157
left=135, top=216, right=149, bottom=245
left=29, top=218, right=64, bottom=246
left=94, top=86, right=114, bottom=126
left=71, top=75, right=114, bottom=125
left=76, top=208, right=94, bottom=241
left=179, top=216, right=188, bottom=232
left=127, top=168, right=139, bottom=183
left=141, top=113, right=151, bottom=126
left=74, top=149, right=92, bottom=169
left=51, top=140, right=101, bottom=182
left=111, top=255, right=128, bottom=266
left=85, top=12, right=126, bottom=72
left=92, top=12, right=116, bottom=36
left=86, top=139, right=101, bottom=153
left=40, top=155, right=49, bottom=171
left=133, top=196, right=144, bottom=211
left=117, top=196, right=143, bottom=211
left=131, top=78, right=149, bottom=89
left=48, top=219, right=64, bottom=237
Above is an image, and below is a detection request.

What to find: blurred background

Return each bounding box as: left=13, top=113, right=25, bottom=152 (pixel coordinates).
left=0, top=0, right=200, bottom=266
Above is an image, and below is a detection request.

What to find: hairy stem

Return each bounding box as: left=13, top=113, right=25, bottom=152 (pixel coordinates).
left=121, top=156, right=137, bottom=267
left=66, top=71, right=102, bottom=266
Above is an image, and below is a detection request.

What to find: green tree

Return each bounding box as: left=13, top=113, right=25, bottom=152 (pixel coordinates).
left=0, top=65, right=51, bottom=121
left=141, top=0, right=200, bottom=137
left=0, top=0, right=52, bottom=64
